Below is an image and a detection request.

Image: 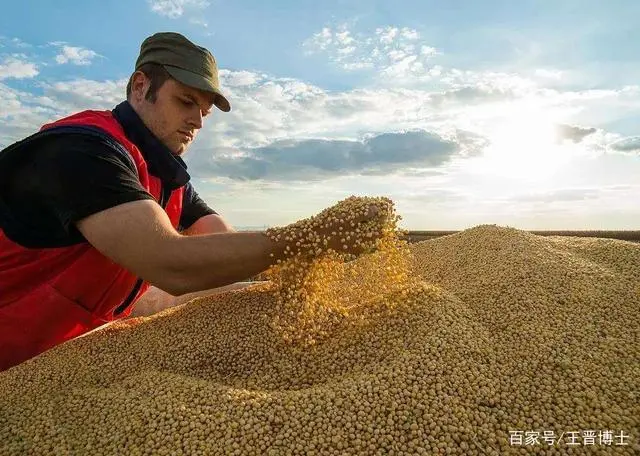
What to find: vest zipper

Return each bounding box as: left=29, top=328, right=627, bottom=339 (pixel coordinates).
left=113, top=184, right=171, bottom=316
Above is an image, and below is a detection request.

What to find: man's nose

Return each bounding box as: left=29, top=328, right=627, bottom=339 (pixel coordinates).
left=188, top=109, right=203, bottom=129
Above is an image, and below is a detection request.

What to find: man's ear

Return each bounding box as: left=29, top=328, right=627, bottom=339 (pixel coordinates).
left=129, top=71, right=150, bottom=103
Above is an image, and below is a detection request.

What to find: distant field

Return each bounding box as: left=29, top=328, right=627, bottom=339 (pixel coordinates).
left=403, top=230, right=640, bottom=243
left=243, top=228, right=640, bottom=243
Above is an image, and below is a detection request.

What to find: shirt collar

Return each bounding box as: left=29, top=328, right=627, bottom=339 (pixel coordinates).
left=112, top=101, right=190, bottom=190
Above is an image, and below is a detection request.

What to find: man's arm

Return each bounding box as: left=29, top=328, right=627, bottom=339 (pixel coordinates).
left=131, top=215, right=242, bottom=317
left=182, top=213, right=236, bottom=235
left=76, top=200, right=285, bottom=296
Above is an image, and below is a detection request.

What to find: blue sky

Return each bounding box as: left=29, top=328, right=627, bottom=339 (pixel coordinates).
left=1, top=0, right=639, bottom=229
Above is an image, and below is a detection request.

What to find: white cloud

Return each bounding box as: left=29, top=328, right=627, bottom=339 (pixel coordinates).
left=189, top=17, right=208, bottom=28
left=535, top=68, right=563, bottom=80
left=303, top=25, right=579, bottom=94
left=0, top=83, right=60, bottom=147
left=0, top=78, right=125, bottom=148
left=220, top=70, right=262, bottom=87
left=10, top=37, right=31, bottom=48
left=188, top=130, right=464, bottom=181
left=0, top=55, right=38, bottom=80
left=420, top=45, right=437, bottom=56
left=608, top=136, right=640, bottom=154
left=209, top=71, right=445, bottom=149
left=41, top=78, right=126, bottom=110
left=148, top=0, right=209, bottom=18
left=54, top=45, right=98, bottom=66
left=438, top=69, right=536, bottom=93
left=0, top=36, right=32, bottom=49
left=342, top=61, right=374, bottom=71
left=302, top=25, right=569, bottom=93
left=206, top=68, right=546, bottom=155
left=335, top=30, right=355, bottom=46
left=400, top=29, right=420, bottom=41
left=337, top=46, right=356, bottom=56
left=555, top=124, right=597, bottom=143
left=303, top=24, right=441, bottom=82
left=305, top=27, right=332, bottom=51
left=376, top=26, right=399, bottom=45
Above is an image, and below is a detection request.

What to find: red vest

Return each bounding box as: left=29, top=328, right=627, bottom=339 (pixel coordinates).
left=0, top=110, right=184, bottom=371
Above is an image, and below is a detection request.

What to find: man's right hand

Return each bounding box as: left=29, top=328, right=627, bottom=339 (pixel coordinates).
left=317, top=203, right=384, bottom=256
left=273, top=199, right=389, bottom=259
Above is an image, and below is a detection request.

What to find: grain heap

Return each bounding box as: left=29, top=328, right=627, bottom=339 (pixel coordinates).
left=1, top=204, right=638, bottom=455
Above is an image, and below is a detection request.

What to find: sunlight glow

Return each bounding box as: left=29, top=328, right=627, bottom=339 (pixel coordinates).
left=470, top=110, right=579, bottom=182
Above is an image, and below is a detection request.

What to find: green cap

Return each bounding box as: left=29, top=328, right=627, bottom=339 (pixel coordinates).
left=135, top=32, right=231, bottom=112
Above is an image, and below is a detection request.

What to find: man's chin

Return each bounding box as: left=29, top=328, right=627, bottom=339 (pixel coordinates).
left=171, top=144, right=189, bottom=156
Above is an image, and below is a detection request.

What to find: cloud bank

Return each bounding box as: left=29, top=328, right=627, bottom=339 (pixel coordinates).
left=148, top=0, right=209, bottom=18
left=188, top=130, right=464, bottom=181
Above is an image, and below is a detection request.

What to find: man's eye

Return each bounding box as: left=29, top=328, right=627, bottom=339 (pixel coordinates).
left=181, top=99, right=194, bottom=107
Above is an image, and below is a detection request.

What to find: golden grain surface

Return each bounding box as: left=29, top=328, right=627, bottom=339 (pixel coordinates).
left=0, top=204, right=638, bottom=455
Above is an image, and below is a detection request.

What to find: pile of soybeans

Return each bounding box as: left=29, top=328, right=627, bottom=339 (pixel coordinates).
left=0, top=196, right=638, bottom=456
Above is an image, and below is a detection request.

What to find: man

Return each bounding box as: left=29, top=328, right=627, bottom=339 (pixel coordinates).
left=0, top=32, right=378, bottom=371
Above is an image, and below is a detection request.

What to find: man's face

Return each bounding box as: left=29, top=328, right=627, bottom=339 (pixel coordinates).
left=131, top=73, right=215, bottom=155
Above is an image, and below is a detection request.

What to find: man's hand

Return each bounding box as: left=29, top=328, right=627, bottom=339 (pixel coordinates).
left=269, top=198, right=392, bottom=260
left=316, top=203, right=384, bottom=255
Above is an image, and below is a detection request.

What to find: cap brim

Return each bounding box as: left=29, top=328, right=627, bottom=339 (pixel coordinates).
left=163, top=65, right=231, bottom=112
